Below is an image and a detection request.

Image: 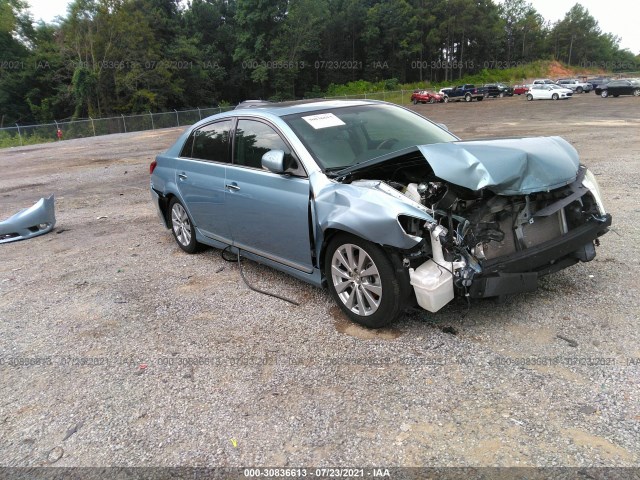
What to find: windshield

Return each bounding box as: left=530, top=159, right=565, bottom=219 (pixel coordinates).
left=283, top=104, right=457, bottom=170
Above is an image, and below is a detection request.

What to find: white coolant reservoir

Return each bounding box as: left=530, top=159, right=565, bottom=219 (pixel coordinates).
left=409, top=225, right=454, bottom=313
left=404, top=183, right=421, bottom=203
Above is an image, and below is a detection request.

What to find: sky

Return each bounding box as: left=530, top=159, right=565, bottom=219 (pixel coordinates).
left=24, top=0, right=639, bottom=55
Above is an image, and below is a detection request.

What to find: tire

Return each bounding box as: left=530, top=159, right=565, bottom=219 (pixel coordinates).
left=634, top=89, right=640, bottom=97
left=168, top=197, right=200, bottom=253
left=465, top=94, right=472, bottom=102
left=477, top=96, right=483, bottom=101
left=576, top=87, right=583, bottom=93
left=601, top=90, right=608, bottom=98
left=324, top=234, right=408, bottom=328
left=429, top=97, right=435, bottom=104
left=499, top=92, right=505, bottom=98
left=412, top=99, right=418, bottom=105
left=552, top=93, right=559, bottom=100
left=443, top=96, right=449, bottom=103
left=526, top=94, right=533, bottom=101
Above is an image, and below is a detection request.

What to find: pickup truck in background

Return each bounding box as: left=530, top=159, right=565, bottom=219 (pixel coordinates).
left=440, top=84, right=485, bottom=102
left=557, top=79, right=593, bottom=93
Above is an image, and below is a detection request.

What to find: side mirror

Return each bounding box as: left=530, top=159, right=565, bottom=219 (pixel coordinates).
left=261, top=150, right=286, bottom=173
left=436, top=123, right=449, bottom=132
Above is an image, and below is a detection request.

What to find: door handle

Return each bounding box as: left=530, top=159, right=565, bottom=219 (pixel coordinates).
left=178, top=173, right=187, bottom=180
left=225, top=183, right=240, bottom=191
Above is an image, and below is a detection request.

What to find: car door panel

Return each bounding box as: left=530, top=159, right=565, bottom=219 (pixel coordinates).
left=226, top=118, right=313, bottom=272
left=176, top=161, right=230, bottom=242
left=226, top=167, right=312, bottom=271
left=174, top=120, right=232, bottom=242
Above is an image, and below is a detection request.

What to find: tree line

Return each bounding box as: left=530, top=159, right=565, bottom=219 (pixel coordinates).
left=1, top=0, right=638, bottom=125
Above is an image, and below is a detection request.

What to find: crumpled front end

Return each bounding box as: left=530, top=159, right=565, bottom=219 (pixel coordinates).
left=327, top=137, right=611, bottom=312
left=0, top=195, right=56, bottom=244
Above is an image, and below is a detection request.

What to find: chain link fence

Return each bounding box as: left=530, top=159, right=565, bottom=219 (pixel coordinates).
left=0, top=106, right=233, bottom=147
left=0, top=94, right=417, bottom=148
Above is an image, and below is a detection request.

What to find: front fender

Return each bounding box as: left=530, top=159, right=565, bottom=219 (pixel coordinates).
left=310, top=172, right=434, bottom=261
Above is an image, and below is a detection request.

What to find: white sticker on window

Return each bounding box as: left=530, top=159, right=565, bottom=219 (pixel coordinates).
left=301, top=113, right=346, bottom=129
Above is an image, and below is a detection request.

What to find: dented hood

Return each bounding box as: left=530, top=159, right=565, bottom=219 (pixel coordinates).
left=417, top=136, right=580, bottom=194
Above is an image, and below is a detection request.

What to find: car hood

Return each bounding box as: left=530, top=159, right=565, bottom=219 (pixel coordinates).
left=416, top=136, right=580, bottom=195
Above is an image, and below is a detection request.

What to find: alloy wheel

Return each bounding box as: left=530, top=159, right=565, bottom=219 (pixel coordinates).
left=330, top=243, right=382, bottom=316
left=171, top=203, right=192, bottom=247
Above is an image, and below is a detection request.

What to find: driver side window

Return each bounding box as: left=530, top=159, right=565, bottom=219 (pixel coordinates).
left=233, top=119, right=305, bottom=176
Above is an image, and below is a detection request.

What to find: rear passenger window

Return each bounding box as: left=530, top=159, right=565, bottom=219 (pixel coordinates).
left=186, top=120, right=231, bottom=162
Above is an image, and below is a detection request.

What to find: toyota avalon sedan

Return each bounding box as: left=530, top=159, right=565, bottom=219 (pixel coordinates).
left=150, top=100, right=611, bottom=328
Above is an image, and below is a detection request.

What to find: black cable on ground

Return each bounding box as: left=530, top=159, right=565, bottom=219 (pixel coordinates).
left=220, top=246, right=299, bottom=306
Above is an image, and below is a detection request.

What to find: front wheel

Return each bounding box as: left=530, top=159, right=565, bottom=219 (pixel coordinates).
left=325, top=234, right=407, bottom=328
left=429, top=97, right=435, bottom=104
left=526, top=94, right=533, bottom=101
left=634, top=89, right=640, bottom=97
left=168, top=197, right=200, bottom=253
left=443, top=96, right=449, bottom=103
left=552, top=93, right=559, bottom=100
left=465, top=94, right=472, bottom=102
left=601, top=90, right=609, bottom=98
left=499, top=92, right=505, bottom=98
left=412, top=99, right=418, bottom=105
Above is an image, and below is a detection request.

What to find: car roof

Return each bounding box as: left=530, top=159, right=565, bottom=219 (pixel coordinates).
left=232, top=99, right=384, bottom=117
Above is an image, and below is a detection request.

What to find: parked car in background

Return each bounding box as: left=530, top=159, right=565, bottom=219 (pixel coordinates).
left=440, top=84, right=484, bottom=102
left=557, top=79, right=592, bottom=93
left=588, top=77, right=611, bottom=91
left=526, top=84, right=573, bottom=101
left=483, top=83, right=514, bottom=97
left=411, top=90, right=444, bottom=104
left=513, top=84, right=529, bottom=95
left=530, top=79, right=557, bottom=88
left=150, top=99, right=611, bottom=327
left=595, top=79, right=640, bottom=98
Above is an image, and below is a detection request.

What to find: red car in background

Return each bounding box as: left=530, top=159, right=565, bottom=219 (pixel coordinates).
left=513, top=85, right=529, bottom=95
left=411, top=90, right=444, bottom=104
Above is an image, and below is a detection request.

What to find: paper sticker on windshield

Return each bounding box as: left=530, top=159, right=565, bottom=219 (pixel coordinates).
left=301, top=113, right=345, bottom=129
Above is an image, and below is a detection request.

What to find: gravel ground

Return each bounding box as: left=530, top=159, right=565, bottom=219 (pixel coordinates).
left=0, top=94, right=639, bottom=469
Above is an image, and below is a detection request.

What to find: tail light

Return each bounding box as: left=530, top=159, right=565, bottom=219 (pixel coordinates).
left=150, top=160, right=157, bottom=174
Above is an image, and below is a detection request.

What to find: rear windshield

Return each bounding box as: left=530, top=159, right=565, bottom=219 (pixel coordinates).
left=283, top=104, right=456, bottom=170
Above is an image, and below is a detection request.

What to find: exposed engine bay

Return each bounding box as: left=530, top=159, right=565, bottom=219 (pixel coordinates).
left=340, top=152, right=611, bottom=312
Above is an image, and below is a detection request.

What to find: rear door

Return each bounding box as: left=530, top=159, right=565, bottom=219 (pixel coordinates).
left=175, top=119, right=232, bottom=243
left=225, top=118, right=313, bottom=272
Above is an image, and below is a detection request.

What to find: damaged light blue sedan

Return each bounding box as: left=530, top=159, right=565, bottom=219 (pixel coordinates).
left=150, top=100, right=611, bottom=328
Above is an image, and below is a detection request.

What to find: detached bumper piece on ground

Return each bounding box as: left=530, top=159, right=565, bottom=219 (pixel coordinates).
left=0, top=195, right=56, bottom=244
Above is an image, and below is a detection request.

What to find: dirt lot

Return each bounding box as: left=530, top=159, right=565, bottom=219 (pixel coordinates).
left=1, top=93, right=639, bottom=470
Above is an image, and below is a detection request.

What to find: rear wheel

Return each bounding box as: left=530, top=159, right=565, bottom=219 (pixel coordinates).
left=325, top=234, right=408, bottom=328
left=526, top=94, right=533, bottom=101
left=412, top=99, right=418, bottom=105
left=429, top=97, right=435, bottom=104
left=576, top=87, right=583, bottom=93
left=499, top=92, right=505, bottom=98
left=634, top=89, right=640, bottom=97
left=168, top=198, right=200, bottom=253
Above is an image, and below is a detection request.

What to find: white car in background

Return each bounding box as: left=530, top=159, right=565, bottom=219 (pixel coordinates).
left=526, top=84, right=573, bottom=101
